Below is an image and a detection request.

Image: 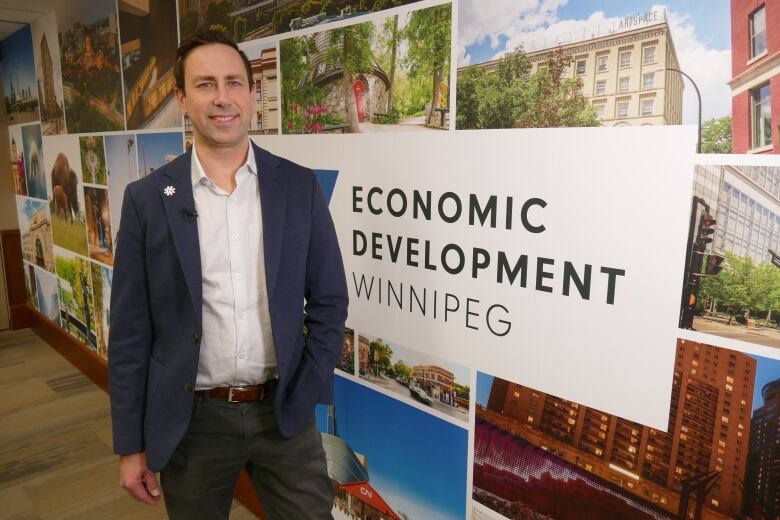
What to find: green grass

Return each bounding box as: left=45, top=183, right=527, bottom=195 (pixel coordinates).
left=52, top=214, right=89, bottom=257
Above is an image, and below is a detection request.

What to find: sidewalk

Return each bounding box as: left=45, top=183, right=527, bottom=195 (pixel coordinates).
left=693, top=316, right=780, bottom=348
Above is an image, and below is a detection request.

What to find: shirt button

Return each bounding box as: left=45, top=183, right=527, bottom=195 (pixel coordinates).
left=193, top=332, right=201, bottom=343
left=239, top=353, right=246, bottom=360
left=231, top=235, right=238, bottom=241
left=184, top=383, right=193, bottom=392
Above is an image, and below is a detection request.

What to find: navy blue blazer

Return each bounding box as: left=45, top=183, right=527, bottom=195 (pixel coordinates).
left=108, top=142, right=348, bottom=472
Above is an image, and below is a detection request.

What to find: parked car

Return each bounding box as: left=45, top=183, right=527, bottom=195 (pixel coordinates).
left=409, top=385, right=433, bottom=406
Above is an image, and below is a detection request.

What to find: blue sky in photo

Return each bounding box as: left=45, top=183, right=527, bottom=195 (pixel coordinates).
left=105, top=134, right=139, bottom=180
left=316, top=377, right=467, bottom=520
left=1, top=25, right=38, bottom=99
left=35, top=269, right=59, bottom=321
left=751, top=355, right=780, bottom=413
left=21, top=197, right=46, bottom=222
left=476, top=371, right=493, bottom=407
left=477, top=350, right=780, bottom=418
left=22, top=124, right=46, bottom=200
left=557, top=1, right=730, bottom=49
left=464, top=1, right=730, bottom=65
left=136, top=132, right=182, bottom=174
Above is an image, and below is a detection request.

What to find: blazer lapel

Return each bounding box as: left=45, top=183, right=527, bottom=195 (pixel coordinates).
left=254, top=142, right=286, bottom=300
left=159, top=151, right=202, bottom=325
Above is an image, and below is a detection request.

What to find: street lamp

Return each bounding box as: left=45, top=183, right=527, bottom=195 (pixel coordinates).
left=666, top=67, right=702, bottom=153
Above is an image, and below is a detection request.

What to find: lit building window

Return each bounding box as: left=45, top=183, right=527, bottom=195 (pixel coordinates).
left=619, top=51, right=631, bottom=68
left=596, top=79, right=607, bottom=95
left=643, top=46, right=656, bottom=64
left=597, top=55, right=608, bottom=72
left=595, top=103, right=606, bottom=118
left=751, top=83, right=772, bottom=149
left=619, top=77, right=630, bottom=93
left=750, top=6, right=767, bottom=58
left=617, top=101, right=629, bottom=118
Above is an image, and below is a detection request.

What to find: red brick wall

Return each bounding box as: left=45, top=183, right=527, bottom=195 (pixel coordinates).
left=732, top=76, right=780, bottom=154
left=730, top=1, right=780, bottom=153
left=731, top=1, right=780, bottom=76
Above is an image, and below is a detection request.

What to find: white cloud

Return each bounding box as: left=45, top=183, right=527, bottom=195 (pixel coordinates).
left=458, top=0, right=568, bottom=66
left=659, top=5, right=732, bottom=123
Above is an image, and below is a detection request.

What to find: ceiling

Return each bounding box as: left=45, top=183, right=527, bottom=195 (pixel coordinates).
left=0, top=0, right=64, bottom=42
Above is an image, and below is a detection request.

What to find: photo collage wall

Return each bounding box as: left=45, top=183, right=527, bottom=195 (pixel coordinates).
left=4, top=1, right=780, bottom=519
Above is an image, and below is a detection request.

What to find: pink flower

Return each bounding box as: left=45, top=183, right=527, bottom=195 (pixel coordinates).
left=287, top=121, right=293, bottom=130
left=291, top=102, right=298, bottom=111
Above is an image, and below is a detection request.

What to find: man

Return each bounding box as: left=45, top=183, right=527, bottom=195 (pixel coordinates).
left=108, top=29, right=348, bottom=520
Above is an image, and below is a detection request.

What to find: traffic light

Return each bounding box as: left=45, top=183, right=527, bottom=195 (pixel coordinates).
left=704, top=253, right=725, bottom=276
left=696, top=213, right=716, bottom=250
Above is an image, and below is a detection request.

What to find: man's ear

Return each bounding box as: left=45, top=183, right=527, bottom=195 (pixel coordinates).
left=175, top=87, right=187, bottom=117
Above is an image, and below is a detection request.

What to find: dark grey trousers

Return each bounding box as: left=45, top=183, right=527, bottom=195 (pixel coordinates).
left=160, top=395, right=334, bottom=520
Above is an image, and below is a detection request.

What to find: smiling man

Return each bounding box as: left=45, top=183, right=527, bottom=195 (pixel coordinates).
left=108, top=30, right=348, bottom=519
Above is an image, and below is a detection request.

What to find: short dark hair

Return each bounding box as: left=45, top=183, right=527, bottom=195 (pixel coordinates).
left=175, top=29, right=253, bottom=92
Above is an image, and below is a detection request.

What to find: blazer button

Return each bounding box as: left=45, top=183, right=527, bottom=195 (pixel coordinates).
left=184, top=383, right=193, bottom=392
left=193, top=332, right=200, bottom=344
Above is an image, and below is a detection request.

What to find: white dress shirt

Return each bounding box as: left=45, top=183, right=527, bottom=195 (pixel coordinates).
left=191, top=140, right=277, bottom=390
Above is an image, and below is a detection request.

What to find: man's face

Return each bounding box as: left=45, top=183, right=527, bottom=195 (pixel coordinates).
left=176, top=43, right=255, bottom=150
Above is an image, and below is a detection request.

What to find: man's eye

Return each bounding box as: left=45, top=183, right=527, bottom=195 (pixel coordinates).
left=197, top=82, right=214, bottom=89
left=229, top=80, right=242, bottom=87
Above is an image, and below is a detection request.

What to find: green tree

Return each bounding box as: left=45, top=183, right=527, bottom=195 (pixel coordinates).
left=393, top=360, right=412, bottom=382
left=453, top=382, right=470, bottom=399
left=179, top=10, right=199, bottom=40
left=206, top=1, right=231, bottom=31
left=701, top=116, right=732, bottom=153
left=209, top=24, right=229, bottom=37
left=326, top=22, right=374, bottom=132
left=516, top=49, right=598, bottom=128
left=457, top=48, right=599, bottom=129
left=377, top=14, right=400, bottom=113
left=403, top=4, right=452, bottom=125
left=368, top=338, right=393, bottom=376
left=699, top=253, right=780, bottom=323
left=233, top=16, right=246, bottom=43
left=322, top=0, right=339, bottom=15
left=273, top=6, right=299, bottom=34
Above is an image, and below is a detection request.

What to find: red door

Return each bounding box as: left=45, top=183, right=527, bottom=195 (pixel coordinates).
left=353, top=80, right=366, bottom=122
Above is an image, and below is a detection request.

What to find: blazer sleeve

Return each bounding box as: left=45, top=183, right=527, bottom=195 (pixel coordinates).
left=108, top=185, right=153, bottom=455
left=303, top=174, right=349, bottom=404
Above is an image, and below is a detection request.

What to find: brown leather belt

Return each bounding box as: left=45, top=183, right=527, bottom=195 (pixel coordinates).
left=195, top=380, right=276, bottom=402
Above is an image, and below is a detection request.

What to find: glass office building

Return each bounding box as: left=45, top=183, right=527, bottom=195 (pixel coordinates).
left=692, top=164, right=780, bottom=265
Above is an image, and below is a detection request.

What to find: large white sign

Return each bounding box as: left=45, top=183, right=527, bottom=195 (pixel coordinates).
left=255, top=126, right=697, bottom=429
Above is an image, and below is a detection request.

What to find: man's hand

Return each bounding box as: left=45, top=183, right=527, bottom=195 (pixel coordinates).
left=119, top=452, right=161, bottom=505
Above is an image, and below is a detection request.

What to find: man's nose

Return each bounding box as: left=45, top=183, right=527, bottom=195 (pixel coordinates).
left=212, top=83, right=231, bottom=106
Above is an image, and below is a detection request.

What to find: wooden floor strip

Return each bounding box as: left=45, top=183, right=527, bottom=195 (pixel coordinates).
left=0, top=329, right=257, bottom=519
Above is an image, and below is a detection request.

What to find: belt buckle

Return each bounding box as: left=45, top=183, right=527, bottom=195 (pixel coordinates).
left=227, top=387, right=239, bottom=403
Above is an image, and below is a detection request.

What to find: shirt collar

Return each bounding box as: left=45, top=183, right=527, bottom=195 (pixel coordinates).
left=191, top=139, right=256, bottom=188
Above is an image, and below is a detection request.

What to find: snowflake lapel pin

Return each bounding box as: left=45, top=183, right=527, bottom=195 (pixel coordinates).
left=164, top=185, right=176, bottom=197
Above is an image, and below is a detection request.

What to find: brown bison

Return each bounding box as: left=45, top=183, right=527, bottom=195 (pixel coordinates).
left=52, top=185, right=69, bottom=220
left=51, top=153, right=79, bottom=223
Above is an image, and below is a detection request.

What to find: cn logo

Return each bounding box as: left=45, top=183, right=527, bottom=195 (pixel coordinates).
left=360, top=486, right=373, bottom=498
